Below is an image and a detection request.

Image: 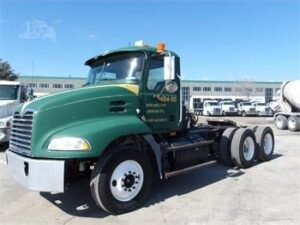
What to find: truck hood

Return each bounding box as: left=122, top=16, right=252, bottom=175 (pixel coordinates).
left=18, top=84, right=139, bottom=114
left=0, top=100, right=18, bottom=119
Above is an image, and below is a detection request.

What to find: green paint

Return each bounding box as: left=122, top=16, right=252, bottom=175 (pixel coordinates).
left=16, top=47, right=181, bottom=159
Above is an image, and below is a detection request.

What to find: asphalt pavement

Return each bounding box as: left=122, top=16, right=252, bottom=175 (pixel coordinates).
left=0, top=117, right=299, bottom=225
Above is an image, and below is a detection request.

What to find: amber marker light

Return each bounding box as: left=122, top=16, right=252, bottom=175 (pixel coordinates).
left=157, top=42, right=166, bottom=53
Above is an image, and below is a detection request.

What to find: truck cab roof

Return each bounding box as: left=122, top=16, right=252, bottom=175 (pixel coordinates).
left=85, top=46, right=179, bottom=66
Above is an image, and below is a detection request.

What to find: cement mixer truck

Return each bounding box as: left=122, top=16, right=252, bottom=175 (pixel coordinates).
left=0, top=81, right=31, bottom=145
left=270, top=80, right=300, bottom=131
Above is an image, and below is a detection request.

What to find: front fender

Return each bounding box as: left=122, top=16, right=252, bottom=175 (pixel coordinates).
left=33, top=116, right=152, bottom=158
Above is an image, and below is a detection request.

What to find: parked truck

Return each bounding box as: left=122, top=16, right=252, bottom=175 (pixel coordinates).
left=219, top=100, right=238, bottom=116
left=6, top=43, right=275, bottom=214
left=202, top=100, right=222, bottom=116
left=237, top=102, right=257, bottom=117
left=252, top=102, right=273, bottom=117
left=270, top=80, right=300, bottom=131
left=0, top=81, right=30, bottom=144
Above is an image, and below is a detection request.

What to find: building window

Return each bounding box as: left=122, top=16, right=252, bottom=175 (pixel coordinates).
left=53, top=83, right=62, bottom=88
left=28, top=83, right=37, bottom=88
left=224, top=87, right=232, bottom=92
left=182, top=86, right=190, bottom=107
left=214, top=87, right=222, bottom=92
left=203, top=86, right=211, bottom=92
left=255, top=87, right=263, bottom=92
left=193, top=98, right=202, bottom=109
left=39, top=83, right=49, bottom=88
left=64, top=84, right=74, bottom=89
left=245, top=88, right=253, bottom=92
left=192, top=86, right=201, bottom=91
left=235, top=87, right=243, bottom=92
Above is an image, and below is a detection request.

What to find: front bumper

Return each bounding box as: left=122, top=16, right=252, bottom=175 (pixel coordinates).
left=6, top=150, right=65, bottom=192
left=0, top=128, right=10, bottom=142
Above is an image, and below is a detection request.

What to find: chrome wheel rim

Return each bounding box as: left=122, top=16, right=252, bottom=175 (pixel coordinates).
left=243, top=136, right=255, bottom=161
left=288, top=118, right=296, bottom=130
left=110, top=160, right=144, bottom=202
left=263, top=133, right=273, bottom=155
left=276, top=117, right=284, bottom=128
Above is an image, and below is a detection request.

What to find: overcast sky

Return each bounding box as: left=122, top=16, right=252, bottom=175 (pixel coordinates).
left=0, top=0, right=299, bottom=81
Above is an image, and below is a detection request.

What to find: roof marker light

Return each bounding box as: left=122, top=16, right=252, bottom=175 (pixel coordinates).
left=156, top=42, right=166, bottom=53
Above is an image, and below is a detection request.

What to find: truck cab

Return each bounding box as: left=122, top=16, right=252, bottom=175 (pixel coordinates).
left=6, top=42, right=275, bottom=214
left=252, top=102, right=273, bottom=116
left=219, top=101, right=238, bottom=116
left=237, top=102, right=257, bottom=117
left=202, top=100, right=221, bottom=116
left=0, top=81, right=29, bottom=143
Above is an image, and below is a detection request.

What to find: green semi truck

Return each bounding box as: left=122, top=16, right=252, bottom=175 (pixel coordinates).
left=6, top=42, right=275, bottom=214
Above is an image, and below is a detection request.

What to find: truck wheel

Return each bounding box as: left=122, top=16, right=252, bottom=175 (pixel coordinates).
left=287, top=116, right=300, bottom=131
left=242, top=111, right=246, bottom=117
left=219, top=128, right=237, bottom=166
left=231, top=128, right=257, bottom=168
left=222, top=111, right=226, bottom=116
left=254, top=126, right=274, bottom=161
left=90, top=146, right=154, bottom=214
left=275, top=114, right=287, bottom=130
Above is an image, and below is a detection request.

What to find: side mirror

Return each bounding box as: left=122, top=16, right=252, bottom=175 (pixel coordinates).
left=164, top=55, right=175, bottom=80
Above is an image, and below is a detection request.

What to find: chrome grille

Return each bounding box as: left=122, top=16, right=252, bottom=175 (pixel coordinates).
left=214, top=108, right=221, bottom=113
left=9, top=111, right=34, bottom=156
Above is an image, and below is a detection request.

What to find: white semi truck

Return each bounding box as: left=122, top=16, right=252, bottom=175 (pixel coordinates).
left=203, top=100, right=222, bottom=116
left=270, top=80, right=300, bottom=131
left=0, top=81, right=30, bottom=144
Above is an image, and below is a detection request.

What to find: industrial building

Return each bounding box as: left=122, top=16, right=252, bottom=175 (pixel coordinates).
left=18, top=76, right=281, bottom=111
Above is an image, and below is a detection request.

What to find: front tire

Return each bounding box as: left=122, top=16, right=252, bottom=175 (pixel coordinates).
left=90, top=146, right=154, bottom=214
left=231, top=128, right=257, bottom=168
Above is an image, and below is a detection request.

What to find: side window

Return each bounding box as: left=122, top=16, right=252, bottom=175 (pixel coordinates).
left=147, top=57, right=164, bottom=91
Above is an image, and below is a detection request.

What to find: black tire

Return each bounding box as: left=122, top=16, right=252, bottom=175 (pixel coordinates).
left=248, top=125, right=258, bottom=133
left=222, top=111, right=226, bottom=116
left=219, top=127, right=237, bottom=166
left=275, top=114, right=287, bottom=130
left=90, top=146, right=154, bottom=214
left=242, top=111, right=246, bottom=117
left=254, top=126, right=274, bottom=161
left=287, top=116, right=300, bottom=131
left=231, top=128, right=257, bottom=168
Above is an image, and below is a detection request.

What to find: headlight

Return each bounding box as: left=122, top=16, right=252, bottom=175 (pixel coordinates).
left=48, top=137, right=90, bottom=151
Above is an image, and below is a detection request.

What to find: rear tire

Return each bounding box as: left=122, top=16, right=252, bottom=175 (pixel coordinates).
left=219, top=128, right=237, bottom=166
left=287, top=116, right=300, bottom=131
left=90, top=146, right=154, bottom=214
left=275, top=114, right=287, bottom=130
left=231, top=128, right=257, bottom=168
left=254, top=126, right=274, bottom=161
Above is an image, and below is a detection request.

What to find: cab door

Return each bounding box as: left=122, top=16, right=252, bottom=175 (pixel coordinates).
left=140, top=54, right=180, bottom=133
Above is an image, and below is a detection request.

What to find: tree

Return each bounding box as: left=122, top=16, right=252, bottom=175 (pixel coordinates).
left=0, top=59, right=19, bottom=81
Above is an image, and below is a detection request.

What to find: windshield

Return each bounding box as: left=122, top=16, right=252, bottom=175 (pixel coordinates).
left=0, top=85, right=19, bottom=100
left=86, top=52, right=144, bottom=85
left=209, top=102, right=219, bottom=106
left=256, top=103, right=266, bottom=106
left=223, top=102, right=234, bottom=105
left=242, top=102, right=251, bottom=106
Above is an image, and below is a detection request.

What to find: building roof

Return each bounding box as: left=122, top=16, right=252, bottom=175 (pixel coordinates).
left=0, top=80, right=20, bottom=85
left=18, top=76, right=282, bottom=85
left=182, top=79, right=282, bottom=85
